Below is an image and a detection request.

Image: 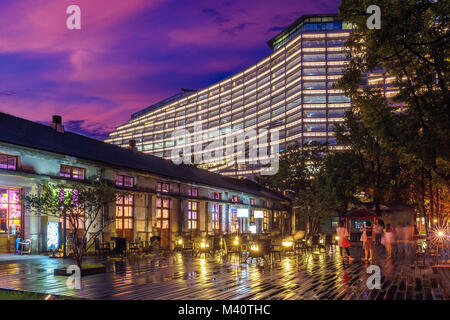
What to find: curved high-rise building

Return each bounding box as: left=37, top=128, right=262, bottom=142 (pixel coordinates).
left=106, top=14, right=355, bottom=177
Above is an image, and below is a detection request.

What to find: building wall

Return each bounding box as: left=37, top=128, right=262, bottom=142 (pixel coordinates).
left=0, top=141, right=289, bottom=253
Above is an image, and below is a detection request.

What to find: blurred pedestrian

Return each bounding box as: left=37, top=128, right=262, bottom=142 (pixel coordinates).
left=361, top=221, right=374, bottom=262
left=375, top=220, right=384, bottom=245
left=383, top=224, right=395, bottom=259
left=336, top=221, right=354, bottom=261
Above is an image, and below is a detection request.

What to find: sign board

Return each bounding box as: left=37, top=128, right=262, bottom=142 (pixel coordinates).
left=47, top=222, right=59, bottom=250
left=254, top=210, right=264, bottom=219
left=237, top=208, right=249, bottom=218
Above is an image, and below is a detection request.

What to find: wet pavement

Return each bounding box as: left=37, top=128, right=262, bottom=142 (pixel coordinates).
left=0, top=245, right=447, bottom=300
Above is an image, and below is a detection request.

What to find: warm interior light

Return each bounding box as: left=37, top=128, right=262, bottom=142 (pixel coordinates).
left=282, top=241, right=293, bottom=247
left=200, top=242, right=206, bottom=248
left=319, top=239, right=324, bottom=244
left=250, top=244, right=259, bottom=251
left=335, top=236, right=339, bottom=241
left=177, top=239, right=183, bottom=245
left=233, top=240, right=239, bottom=246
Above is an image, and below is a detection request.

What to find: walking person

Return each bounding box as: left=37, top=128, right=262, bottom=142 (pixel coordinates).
left=361, top=221, right=374, bottom=262
left=375, top=220, right=384, bottom=245
left=383, top=224, right=395, bottom=259
left=336, top=221, right=354, bottom=261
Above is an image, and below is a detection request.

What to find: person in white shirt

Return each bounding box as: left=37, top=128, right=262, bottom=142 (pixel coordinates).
left=336, top=221, right=354, bottom=261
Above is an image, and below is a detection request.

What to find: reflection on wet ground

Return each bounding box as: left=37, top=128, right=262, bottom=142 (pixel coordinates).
left=0, top=246, right=447, bottom=300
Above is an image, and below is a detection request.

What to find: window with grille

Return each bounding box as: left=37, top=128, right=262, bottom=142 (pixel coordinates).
left=231, top=209, right=238, bottom=233
left=212, top=204, right=221, bottom=230
left=231, top=195, right=240, bottom=203
left=212, top=192, right=222, bottom=200
left=188, top=187, right=198, bottom=197
left=0, top=153, right=17, bottom=170
left=116, top=174, right=134, bottom=187
left=116, top=195, right=134, bottom=231
left=187, top=200, right=199, bottom=230
left=157, top=182, right=170, bottom=193
left=60, top=165, right=85, bottom=180
left=156, top=197, right=170, bottom=229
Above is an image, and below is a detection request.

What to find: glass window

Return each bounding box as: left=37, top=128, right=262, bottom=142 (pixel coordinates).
left=0, top=188, right=21, bottom=235
left=0, top=154, right=17, bottom=170
left=157, top=183, right=170, bottom=193
left=116, top=194, right=134, bottom=239
left=303, top=54, right=325, bottom=62
left=304, top=110, right=326, bottom=118
left=60, top=165, right=85, bottom=180
left=303, top=95, right=326, bottom=104
left=327, top=39, right=346, bottom=47
left=188, top=187, right=198, bottom=197
left=304, top=124, right=327, bottom=132
left=304, top=67, right=326, bottom=76
left=328, top=53, right=347, bottom=61
left=187, top=200, right=199, bottom=230
left=303, top=40, right=325, bottom=48
left=116, top=174, right=134, bottom=187
left=303, top=82, right=326, bottom=89
left=328, top=110, right=347, bottom=118
left=327, top=67, right=343, bottom=75
left=212, top=204, right=221, bottom=230
left=328, top=95, right=351, bottom=103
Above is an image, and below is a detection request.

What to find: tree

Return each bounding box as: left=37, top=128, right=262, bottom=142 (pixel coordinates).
left=338, top=0, right=450, bottom=177
left=320, top=150, right=360, bottom=216
left=334, top=111, right=403, bottom=216
left=293, top=184, right=337, bottom=235
left=25, top=180, right=118, bottom=268
left=257, top=142, right=337, bottom=234
left=337, top=0, right=450, bottom=231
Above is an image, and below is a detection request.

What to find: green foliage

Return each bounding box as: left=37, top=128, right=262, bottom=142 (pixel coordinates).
left=338, top=0, right=450, bottom=177
left=319, top=150, right=360, bottom=216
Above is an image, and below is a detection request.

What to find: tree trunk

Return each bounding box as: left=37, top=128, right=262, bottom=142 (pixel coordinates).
left=421, top=166, right=429, bottom=236
left=428, top=170, right=434, bottom=226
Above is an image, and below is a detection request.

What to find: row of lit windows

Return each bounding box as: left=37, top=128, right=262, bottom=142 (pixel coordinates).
left=109, top=32, right=349, bottom=135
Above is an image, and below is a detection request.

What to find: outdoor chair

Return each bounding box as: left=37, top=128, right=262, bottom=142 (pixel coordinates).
left=181, top=238, right=194, bottom=256
left=128, top=241, right=140, bottom=255
left=325, top=233, right=335, bottom=252
left=94, top=238, right=109, bottom=258
left=212, top=236, right=225, bottom=259
left=270, top=238, right=282, bottom=262
left=194, top=237, right=213, bottom=258
left=294, top=237, right=308, bottom=254
left=224, top=236, right=243, bottom=264
left=246, top=239, right=271, bottom=264
left=311, top=235, right=324, bottom=252
left=415, top=242, right=426, bottom=266
left=17, top=239, right=31, bottom=255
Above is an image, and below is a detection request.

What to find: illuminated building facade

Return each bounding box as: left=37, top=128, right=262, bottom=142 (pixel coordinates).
left=106, top=14, right=400, bottom=177
left=0, top=113, right=290, bottom=253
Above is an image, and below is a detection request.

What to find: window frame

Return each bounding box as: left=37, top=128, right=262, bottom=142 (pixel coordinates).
left=115, top=174, right=135, bottom=188
left=187, top=200, right=199, bottom=231
left=0, top=153, right=18, bottom=170
left=60, top=165, right=85, bottom=180
left=157, top=182, right=170, bottom=193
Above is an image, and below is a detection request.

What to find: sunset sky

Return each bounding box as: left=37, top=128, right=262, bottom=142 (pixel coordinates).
left=0, top=0, right=340, bottom=140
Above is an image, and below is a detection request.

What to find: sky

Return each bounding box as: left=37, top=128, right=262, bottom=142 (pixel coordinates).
left=0, top=0, right=340, bottom=140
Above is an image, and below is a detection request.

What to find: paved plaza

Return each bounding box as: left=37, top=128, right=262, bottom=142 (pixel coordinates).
left=0, top=245, right=447, bottom=300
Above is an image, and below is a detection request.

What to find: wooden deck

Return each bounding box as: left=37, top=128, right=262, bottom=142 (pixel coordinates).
left=0, top=245, right=447, bottom=300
